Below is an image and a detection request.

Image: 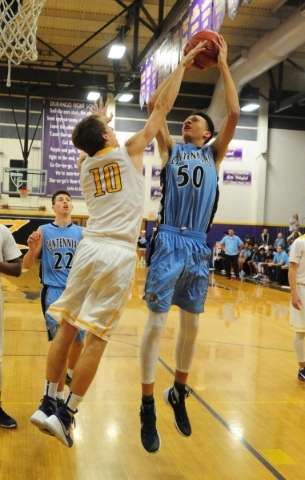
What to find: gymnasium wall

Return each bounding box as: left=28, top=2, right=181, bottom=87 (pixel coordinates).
left=0, top=78, right=304, bottom=229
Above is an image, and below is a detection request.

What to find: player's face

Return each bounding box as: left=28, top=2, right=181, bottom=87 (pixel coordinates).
left=52, top=194, right=73, bottom=215
left=182, top=115, right=211, bottom=145
left=103, top=126, right=120, bottom=148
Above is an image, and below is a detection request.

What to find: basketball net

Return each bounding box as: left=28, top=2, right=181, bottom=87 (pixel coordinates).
left=0, top=0, right=47, bottom=87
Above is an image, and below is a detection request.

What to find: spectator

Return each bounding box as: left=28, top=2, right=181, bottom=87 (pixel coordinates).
left=220, top=229, right=243, bottom=280
left=274, top=232, right=285, bottom=250
left=214, top=245, right=226, bottom=273
left=258, top=228, right=270, bottom=246
left=289, top=213, right=300, bottom=232
left=267, top=245, right=289, bottom=284
left=287, top=228, right=302, bottom=247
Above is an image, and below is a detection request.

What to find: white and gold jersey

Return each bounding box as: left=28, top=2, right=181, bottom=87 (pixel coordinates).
left=80, top=146, right=145, bottom=245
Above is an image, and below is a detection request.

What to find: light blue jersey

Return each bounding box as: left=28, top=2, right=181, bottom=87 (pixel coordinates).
left=40, top=223, right=82, bottom=288
left=158, top=143, right=218, bottom=232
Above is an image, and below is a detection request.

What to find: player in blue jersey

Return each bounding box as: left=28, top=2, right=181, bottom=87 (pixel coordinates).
left=139, top=35, right=240, bottom=453
left=23, top=190, right=85, bottom=405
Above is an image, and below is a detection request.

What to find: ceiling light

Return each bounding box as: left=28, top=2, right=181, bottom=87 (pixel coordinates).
left=241, top=103, right=259, bottom=112
left=117, top=93, right=133, bottom=102
left=87, top=91, right=100, bottom=101
left=108, top=45, right=126, bottom=59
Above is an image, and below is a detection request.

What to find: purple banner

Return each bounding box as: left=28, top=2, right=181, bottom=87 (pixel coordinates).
left=212, top=0, right=226, bottom=32
left=200, top=0, right=213, bottom=30
left=144, top=142, right=155, bottom=156
left=150, top=186, right=162, bottom=201
left=225, top=147, right=243, bottom=161
left=223, top=170, right=252, bottom=185
left=151, top=165, right=161, bottom=182
left=42, top=100, right=91, bottom=197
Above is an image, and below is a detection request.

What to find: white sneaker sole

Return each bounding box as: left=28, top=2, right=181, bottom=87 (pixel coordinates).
left=30, top=410, right=54, bottom=435
left=44, top=414, right=73, bottom=447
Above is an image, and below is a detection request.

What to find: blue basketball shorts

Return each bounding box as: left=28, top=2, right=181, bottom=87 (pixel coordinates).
left=144, top=225, right=211, bottom=314
left=41, top=286, right=86, bottom=342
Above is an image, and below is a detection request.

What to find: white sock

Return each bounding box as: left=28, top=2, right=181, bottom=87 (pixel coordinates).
left=56, top=390, right=64, bottom=401
left=67, top=368, right=73, bottom=378
left=65, top=392, right=83, bottom=412
left=44, top=380, right=58, bottom=400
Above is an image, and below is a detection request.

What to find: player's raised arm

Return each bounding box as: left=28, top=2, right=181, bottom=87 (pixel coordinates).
left=211, top=36, right=240, bottom=169
left=126, top=42, right=207, bottom=168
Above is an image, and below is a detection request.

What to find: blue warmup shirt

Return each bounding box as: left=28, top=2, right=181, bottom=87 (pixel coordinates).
left=40, top=222, right=82, bottom=287
left=220, top=235, right=243, bottom=256
left=158, top=143, right=219, bottom=232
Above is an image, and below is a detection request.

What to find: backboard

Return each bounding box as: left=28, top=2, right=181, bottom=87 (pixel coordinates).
left=2, top=168, right=47, bottom=195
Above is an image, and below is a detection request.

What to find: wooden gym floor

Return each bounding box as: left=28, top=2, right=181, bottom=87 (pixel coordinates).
left=0, top=262, right=303, bottom=480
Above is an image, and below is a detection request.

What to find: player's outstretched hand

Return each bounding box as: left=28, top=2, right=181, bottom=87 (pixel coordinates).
left=181, top=41, right=209, bottom=70
left=90, top=98, right=114, bottom=123
left=216, top=35, right=228, bottom=67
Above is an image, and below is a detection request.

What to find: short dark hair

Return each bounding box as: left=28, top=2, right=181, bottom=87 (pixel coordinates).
left=52, top=190, right=71, bottom=205
left=191, top=110, right=215, bottom=144
left=72, top=115, right=108, bottom=157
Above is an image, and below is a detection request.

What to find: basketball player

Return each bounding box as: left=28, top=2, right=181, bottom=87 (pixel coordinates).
left=288, top=234, right=305, bottom=380
left=30, top=41, right=208, bottom=447
left=139, top=35, right=240, bottom=453
left=23, top=190, right=85, bottom=402
left=0, top=225, right=22, bottom=427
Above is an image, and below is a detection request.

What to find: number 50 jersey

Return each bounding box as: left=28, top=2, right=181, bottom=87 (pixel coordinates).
left=40, top=223, right=82, bottom=287
left=158, top=143, right=219, bottom=233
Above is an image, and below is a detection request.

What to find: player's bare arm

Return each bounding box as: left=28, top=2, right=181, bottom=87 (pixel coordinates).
left=211, top=36, right=240, bottom=170
left=127, top=42, right=208, bottom=170
left=0, top=257, right=21, bottom=277
left=23, top=229, right=43, bottom=269
left=146, top=42, right=210, bottom=167
left=289, top=261, right=302, bottom=310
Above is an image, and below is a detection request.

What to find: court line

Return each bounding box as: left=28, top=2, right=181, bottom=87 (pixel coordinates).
left=159, top=357, right=287, bottom=480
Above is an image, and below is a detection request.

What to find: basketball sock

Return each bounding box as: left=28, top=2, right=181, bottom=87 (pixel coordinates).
left=56, top=390, right=64, bottom=401
left=174, top=381, right=186, bottom=398
left=65, top=391, right=83, bottom=413
left=142, top=394, right=154, bottom=404
left=44, top=380, right=58, bottom=400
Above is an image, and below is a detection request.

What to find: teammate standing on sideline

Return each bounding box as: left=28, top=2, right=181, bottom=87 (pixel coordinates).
left=30, top=41, right=209, bottom=448
left=139, top=35, right=240, bottom=453
left=23, top=190, right=85, bottom=403
left=288, top=234, right=305, bottom=381
left=0, top=225, right=21, bottom=427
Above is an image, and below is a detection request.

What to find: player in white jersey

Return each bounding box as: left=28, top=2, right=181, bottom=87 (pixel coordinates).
left=288, top=234, right=305, bottom=381
left=30, top=41, right=209, bottom=447
left=0, top=225, right=21, bottom=428
left=139, top=35, right=240, bottom=453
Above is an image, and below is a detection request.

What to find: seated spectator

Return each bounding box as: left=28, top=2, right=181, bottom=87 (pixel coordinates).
left=259, top=241, right=269, bottom=252
left=287, top=228, right=302, bottom=246
left=267, top=245, right=289, bottom=284
left=274, top=232, right=285, bottom=250
left=238, top=242, right=251, bottom=277
left=214, top=246, right=225, bottom=272
left=251, top=247, right=267, bottom=278
left=258, top=228, right=270, bottom=246
left=244, top=243, right=257, bottom=276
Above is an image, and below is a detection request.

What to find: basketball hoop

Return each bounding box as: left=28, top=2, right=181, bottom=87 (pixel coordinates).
left=18, top=187, right=30, bottom=199
left=0, top=0, right=47, bottom=86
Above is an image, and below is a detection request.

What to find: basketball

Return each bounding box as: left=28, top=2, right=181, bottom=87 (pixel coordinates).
left=184, top=30, right=220, bottom=70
